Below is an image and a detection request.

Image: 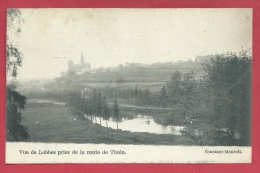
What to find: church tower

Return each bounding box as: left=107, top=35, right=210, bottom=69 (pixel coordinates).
left=66, top=51, right=91, bottom=75
left=80, top=51, right=85, bottom=64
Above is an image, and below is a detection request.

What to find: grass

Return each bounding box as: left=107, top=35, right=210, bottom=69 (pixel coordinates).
left=20, top=102, right=194, bottom=145
left=118, top=106, right=172, bottom=116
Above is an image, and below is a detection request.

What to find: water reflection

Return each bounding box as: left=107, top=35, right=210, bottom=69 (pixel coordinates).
left=84, top=114, right=184, bottom=135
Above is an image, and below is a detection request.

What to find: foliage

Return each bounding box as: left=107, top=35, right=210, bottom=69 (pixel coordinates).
left=7, top=9, right=24, bottom=78
left=145, top=50, right=252, bottom=146
left=102, top=96, right=110, bottom=127
left=204, top=51, right=251, bottom=145
left=159, top=86, right=168, bottom=108
left=6, top=86, right=29, bottom=141
left=112, top=100, right=121, bottom=130
left=6, top=9, right=29, bottom=141
left=167, top=71, right=182, bottom=105
left=183, top=51, right=251, bottom=146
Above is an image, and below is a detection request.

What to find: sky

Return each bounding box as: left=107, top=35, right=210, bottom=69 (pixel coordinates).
left=7, top=8, right=252, bottom=80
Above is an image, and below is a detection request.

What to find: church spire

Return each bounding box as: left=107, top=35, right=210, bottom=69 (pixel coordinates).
left=80, top=51, right=85, bottom=64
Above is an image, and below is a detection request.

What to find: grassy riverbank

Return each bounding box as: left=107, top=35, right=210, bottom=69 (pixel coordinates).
left=20, top=102, right=194, bottom=145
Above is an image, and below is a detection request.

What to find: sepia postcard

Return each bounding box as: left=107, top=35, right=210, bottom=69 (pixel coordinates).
left=6, top=8, right=252, bottom=163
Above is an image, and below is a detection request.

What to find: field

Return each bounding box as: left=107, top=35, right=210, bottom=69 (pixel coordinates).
left=82, top=82, right=165, bottom=92
left=20, top=102, right=194, bottom=145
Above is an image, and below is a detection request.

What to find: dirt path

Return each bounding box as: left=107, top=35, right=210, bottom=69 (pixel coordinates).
left=108, top=103, right=174, bottom=110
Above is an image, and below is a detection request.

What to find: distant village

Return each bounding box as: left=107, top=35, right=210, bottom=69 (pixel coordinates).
left=60, top=51, right=222, bottom=77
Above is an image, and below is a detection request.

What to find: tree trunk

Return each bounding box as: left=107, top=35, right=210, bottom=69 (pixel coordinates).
left=106, top=120, right=108, bottom=127
left=94, top=116, right=97, bottom=127
left=116, top=122, right=119, bottom=138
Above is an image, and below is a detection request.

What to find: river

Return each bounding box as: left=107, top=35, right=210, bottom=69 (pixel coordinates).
left=84, top=114, right=185, bottom=135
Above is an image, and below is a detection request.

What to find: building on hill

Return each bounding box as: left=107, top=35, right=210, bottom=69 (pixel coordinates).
left=68, top=51, right=91, bottom=75
left=195, top=54, right=224, bottom=63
